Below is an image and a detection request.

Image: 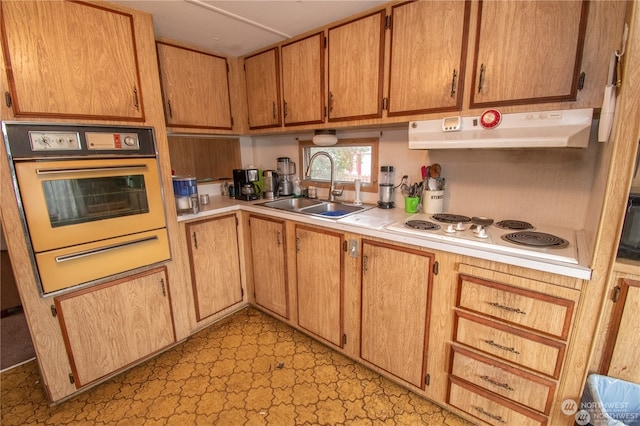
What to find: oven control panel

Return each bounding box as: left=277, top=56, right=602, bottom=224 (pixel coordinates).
left=86, top=132, right=140, bottom=150
left=29, top=131, right=81, bottom=151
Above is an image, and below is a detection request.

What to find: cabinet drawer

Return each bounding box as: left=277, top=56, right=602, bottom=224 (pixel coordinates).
left=448, top=376, right=547, bottom=426
left=450, top=345, right=556, bottom=414
left=457, top=274, right=574, bottom=340
left=454, top=311, right=565, bottom=378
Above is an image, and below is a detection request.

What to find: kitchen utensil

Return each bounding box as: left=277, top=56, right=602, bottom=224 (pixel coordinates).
left=262, top=170, right=279, bottom=200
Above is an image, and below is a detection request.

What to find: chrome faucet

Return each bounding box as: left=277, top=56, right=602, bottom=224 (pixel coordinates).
left=305, top=151, right=343, bottom=201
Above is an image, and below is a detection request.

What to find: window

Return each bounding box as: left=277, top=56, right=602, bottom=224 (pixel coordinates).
left=299, top=138, right=379, bottom=192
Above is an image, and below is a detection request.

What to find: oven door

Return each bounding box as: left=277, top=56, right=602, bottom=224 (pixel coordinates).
left=14, top=158, right=166, bottom=252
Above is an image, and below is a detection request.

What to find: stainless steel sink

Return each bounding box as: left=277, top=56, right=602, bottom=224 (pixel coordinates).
left=302, top=202, right=366, bottom=217
left=257, top=198, right=372, bottom=219
left=259, top=198, right=324, bottom=211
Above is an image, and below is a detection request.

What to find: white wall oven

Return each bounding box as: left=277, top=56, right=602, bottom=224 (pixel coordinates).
left=3, top=122, right=171, bottom=295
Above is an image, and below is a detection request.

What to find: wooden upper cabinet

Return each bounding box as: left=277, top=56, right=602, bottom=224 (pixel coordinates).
left=327, top=11, right=385, bottom=122
left=244, top=47, right=281, bottom=129
left=281, top=32, right=325, bottom=126
left=388, top=1, right=470, bottom=116
left=156, top=42, right=232, bottom=130
left=470, top=0, right=588, bottom=108
left=1, top=1, right=144, bottom=121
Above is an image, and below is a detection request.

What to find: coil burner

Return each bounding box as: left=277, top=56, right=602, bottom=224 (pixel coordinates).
left=496, top=220, right=534, bottom=230
left=405, top=220, right=441, bottom=231
left=501, top=231, right=569, bottom=248
left=432, top=214, right=471, bottom=224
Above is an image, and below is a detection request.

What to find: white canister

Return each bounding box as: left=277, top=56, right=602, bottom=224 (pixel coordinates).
left=423, top=190, right=445, bottom=214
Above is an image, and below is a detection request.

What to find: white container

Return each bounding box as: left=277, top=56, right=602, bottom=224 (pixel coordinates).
left=423, top=190, right=444, bottom=214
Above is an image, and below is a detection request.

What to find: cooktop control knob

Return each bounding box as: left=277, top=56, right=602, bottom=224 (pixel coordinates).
left=445, top=224, right=456, bottom=234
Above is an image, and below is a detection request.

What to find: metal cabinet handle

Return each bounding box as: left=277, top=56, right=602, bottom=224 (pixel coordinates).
left=484, top=339, right=520, bottom=355
left=167, top=100, right=173, bottom=118
left=193, top=231, right=198, bottom=249
left=474, top=406, right=506, bottom=423
left=295, top=236, right=300, bottom=252
left=55, top=236, right=158, bottom=262
left=480, top=375, right=515, bottom=391
left=450, top=69, right=458, bottom=98
left=276, top=231, right=281, bottom=247
left=133, top=86, right=140, bottom=111
left=363, top=255, right=368, bottom=273
left=487, top=301, right=527, bottom=315
left=283, top=101, right=288, bottom=118
left=37, top=165, right=148, bottom=175
left=477, top=64, right=486, bottom=93
left=272, top=102, right=276, bottom=119
left=160, top=278, right=167, bottom=297
left=328, top=91, right=334, bottom=113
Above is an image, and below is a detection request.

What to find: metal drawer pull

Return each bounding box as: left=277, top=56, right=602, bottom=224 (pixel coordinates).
left=484, top=339, right=520, bottom=355
left=480, top=375, right=515, bottom=391
left=487, top=301, right=527, bottom=315
left=37, top=165, right=148, bottom=175
left=55, top=236, right=158, bottom=262
left=474, top=406, right=506, bottom=423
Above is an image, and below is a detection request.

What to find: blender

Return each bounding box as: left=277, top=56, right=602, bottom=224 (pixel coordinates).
left=276, top=157, right=296, bottom=196
left=377, top=166, right=395, bottom=209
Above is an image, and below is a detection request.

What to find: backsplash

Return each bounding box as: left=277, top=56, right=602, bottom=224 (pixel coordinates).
left=247, top=125, right=601, bottom=230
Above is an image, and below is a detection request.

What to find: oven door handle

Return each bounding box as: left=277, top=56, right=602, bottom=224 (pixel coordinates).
left=55, top=236, right=159, bottom=263
left=36, top=165, right=149, bottom=175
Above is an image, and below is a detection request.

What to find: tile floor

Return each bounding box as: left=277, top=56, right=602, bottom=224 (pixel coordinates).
left=0, top=307, right=474, bottom=425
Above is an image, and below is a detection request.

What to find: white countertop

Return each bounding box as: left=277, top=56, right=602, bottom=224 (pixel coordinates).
left=177, top=195, right=593, bottom=280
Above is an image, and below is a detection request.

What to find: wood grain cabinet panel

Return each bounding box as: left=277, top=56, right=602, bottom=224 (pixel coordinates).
left=186, top=214, right=243, bottom=321
left=54, top=267, right=175, bottom=388
left=281, top=32, right=325, bottom=126
left=450, top=345, right=556, bottom=414
left=387, top=1, right=470, bottom=116
left=448, top=377, right=548, bottom=426
left=454, top=311, right=565, bottom=379
left=1, top=1, right=144, bottom=120
left=327, top=11, right=385, bottom=121
left=244, top=48, right=281, bottom=129
left=295, top=225, right=343, bottom=347
left=470, top=0, right=588, bottom=107
left=457, top=274, right=575, bottom=340
left=360, top=240, right=433, bottom=389
left=249, top=215, right=289, bottom=319
left=156, top=42, right=232, bottom=130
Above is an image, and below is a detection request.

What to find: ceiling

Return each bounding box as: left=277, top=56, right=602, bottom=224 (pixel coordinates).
left=111, top=0, right=386, bottom=57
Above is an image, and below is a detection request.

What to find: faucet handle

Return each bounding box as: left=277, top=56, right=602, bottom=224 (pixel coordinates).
left=331, top=185, right=344, bottom=197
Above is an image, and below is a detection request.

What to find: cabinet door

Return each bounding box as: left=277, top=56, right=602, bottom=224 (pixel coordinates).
left=295, top=225, right=343, bottom=347
left=388, top=1, right=470, bottom=116
left=249, top=215, right=289, bottom=318
left=361, top=240, right=433, bottom=388
left=601, top=278, right=640, bottom=383
left=54, top=268, right=175, bottom=388
left=244, top=48, right=281, bottom=129
left=186, top=215, right=243, bottom=321
left=156, top=42, right=232, bottom=130
left=281, top=32, right=325, bottom=126
left=470, top=1, right=588, bottom=107
left=1, top=1, right=143, bottom=120
left=327, top=11, right=385, bottom=121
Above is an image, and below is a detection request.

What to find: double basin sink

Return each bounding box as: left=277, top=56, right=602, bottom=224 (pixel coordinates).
left=257, top=197, right=373, bottom=219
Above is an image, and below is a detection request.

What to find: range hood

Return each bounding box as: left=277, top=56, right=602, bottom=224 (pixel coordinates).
left=409, top=108, right=594, bottom=149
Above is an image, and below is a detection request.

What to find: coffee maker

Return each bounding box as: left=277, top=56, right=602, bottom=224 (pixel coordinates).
left=233, top=169, right=260, bottom=201
left=276, top=157, right=296, bottom=196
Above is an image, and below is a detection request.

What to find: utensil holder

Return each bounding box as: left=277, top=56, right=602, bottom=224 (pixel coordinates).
left=423, top=190, right=445, bottom=214
left=404, top=196, right=419, bottom=213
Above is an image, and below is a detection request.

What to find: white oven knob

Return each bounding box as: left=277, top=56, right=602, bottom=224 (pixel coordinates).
left=455, top=222, right=465, bottom=231
left=477, top=228, right=488, bottom=238
left=445, top=224, right=456, bottom=233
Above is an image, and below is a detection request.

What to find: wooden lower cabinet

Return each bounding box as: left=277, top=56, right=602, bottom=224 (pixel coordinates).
left=295, top=225, right=343, bottom=347
left=448, top=376, right=548, bottom=426
left=54, top=267, right=175, bottom=388
left=449, top=264, right=580, bottom=425
left=249, top=215, right=289, bottom=318
left=360, top=239, right=434, bottom=389
left=185, top=214, right=243, bottom=321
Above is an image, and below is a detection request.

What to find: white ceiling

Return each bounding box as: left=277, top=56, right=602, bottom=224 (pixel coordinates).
left=111, top=0, right=386, bottom=57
